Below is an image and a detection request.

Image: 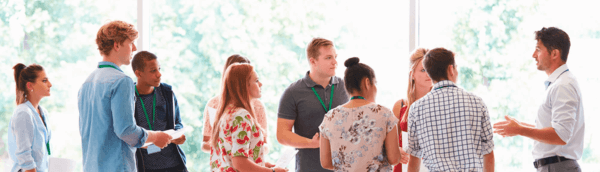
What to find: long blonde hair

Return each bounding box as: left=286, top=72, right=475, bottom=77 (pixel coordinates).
left=402, top=48, right=429, bottom=123
left=210, top=63, right=265, bottom=149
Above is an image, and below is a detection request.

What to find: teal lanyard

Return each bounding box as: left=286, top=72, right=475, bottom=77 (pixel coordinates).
left=435, top=85, right=456, bottom=90
left=135, top=87, right=156, bottom=130
left=311, top=84, right=335, bottom=112
left=98, top=64, right=118, bottom=70
left=350, top=96, right=365, bottom=100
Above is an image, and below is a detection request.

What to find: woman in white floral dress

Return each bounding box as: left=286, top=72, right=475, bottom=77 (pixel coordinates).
left=319, top=57, right=409, bottom=172
left=209, top=63, right=287, bottom=172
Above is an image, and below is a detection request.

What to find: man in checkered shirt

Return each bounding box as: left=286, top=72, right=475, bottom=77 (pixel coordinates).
left=406, top=48, right=495, bottom=172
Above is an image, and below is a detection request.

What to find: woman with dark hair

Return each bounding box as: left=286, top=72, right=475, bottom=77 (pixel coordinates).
left=319, top=57, right=409, bottom=172
left=7, top=63, right=53, bottom=172
left=208, top=63, right=287, bottom=172
left=392, top=48, right=431, bottom=172
left=202, top=54, right=269, bottom=153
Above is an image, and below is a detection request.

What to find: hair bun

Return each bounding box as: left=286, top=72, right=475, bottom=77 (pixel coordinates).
left=344, top=57, right=360, bottom=67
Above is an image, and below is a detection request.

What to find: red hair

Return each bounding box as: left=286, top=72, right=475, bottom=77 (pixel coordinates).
left=211, top=63, right=265, bottom=148
left=95, top=20, right=138, bottom=56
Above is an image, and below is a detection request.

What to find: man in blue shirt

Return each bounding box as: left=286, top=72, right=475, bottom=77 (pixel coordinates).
left=78, top=20, right=172, bottom=172
left=131, top=51, right=188, bottom=172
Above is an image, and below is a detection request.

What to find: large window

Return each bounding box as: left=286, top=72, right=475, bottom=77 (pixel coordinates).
left=146, top=0, right=407, bottom=171
left=1, top=0, right=598, bottom=171
left=1, top=1, right=136, bottom=171
left=420, top=0, right=600, bottom=171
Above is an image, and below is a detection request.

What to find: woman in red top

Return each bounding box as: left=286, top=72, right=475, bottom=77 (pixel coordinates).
left=392, top=48, right=432, bottom=172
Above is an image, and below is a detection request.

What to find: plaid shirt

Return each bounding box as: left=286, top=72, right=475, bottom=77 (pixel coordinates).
left=406, top=80, right=494, bottom=171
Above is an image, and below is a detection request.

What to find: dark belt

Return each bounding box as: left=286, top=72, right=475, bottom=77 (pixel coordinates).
left=533, top=155, right=572, bottom=168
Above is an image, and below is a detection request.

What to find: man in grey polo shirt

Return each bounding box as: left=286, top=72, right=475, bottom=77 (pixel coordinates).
left=277, top=38, right=349, bottom=172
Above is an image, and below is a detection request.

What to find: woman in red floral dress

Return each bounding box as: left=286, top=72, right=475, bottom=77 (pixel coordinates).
left=209, top=63, right=287, bottom=172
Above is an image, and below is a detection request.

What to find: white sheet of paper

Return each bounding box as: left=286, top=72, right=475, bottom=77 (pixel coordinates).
left=208, top=107, right=217, bottom=127
left=147, top=145, right=161, bottom=154
left=49, top=157, right=76, bottom=172
left=275, top=147, right=298, bottom=168
left=142, top=127, right=188, bottom=147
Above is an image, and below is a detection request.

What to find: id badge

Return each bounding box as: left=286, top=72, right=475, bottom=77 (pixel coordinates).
left=147, top=145, right=161, bottom=154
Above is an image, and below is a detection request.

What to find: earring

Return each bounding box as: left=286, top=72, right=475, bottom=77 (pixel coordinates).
left=31, top=89, right=33, bottom=92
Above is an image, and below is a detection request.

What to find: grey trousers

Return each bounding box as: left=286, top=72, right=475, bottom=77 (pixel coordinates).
left=536, top=160, right=581, bottom=172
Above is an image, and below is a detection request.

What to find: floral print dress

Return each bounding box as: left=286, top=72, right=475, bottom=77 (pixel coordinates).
left=210, top=107, right=265, bottom=172
left=319, top=103, right=399, bottom=172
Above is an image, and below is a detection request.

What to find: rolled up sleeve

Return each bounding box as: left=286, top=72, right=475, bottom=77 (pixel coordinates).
left=550, top=84, right=579, bottom=143
left=12, top=111, right=37, bottom=170
left=111, top=77, right=148, bottom=147
left=406, top=105, right=421, bottom=157
left=479, top=99, right=494, bottom=155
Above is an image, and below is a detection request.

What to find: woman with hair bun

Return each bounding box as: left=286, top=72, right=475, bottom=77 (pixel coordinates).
left=7, top=63, right=53, bottom=172
left=319, top=57, right=409, bottom=172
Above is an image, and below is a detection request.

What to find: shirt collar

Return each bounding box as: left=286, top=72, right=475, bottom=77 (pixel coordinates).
left=546, top=64, right=569, bottom=83
left=24, top=100, right=43, bottom=116
left=302, top=71, right=339, bottom=87
left=98, top=61, right=123, bottom=72
left=433, top=80, right=456, bottom=90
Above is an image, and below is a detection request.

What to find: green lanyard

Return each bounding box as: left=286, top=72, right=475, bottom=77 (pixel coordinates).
left=40, top=114, right=51, bottom=155
left=350, top=96, right=365, bottom=100
left=46, top=142, right=51, bottom=155
left=311, top=84, right=335, bottom=112
left=135, top=87, right=156, bottom=130
left=98, top=64, right=118, bottom=70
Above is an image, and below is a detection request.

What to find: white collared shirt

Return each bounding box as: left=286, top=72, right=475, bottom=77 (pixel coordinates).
left=533, top=64, right=585, bottom=160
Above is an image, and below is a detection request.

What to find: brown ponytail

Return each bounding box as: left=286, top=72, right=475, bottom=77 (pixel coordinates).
left=13, top=63, right=44, bottom=105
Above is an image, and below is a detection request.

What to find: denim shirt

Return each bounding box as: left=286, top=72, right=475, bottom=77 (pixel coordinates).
left=8, top=101, right=51, bottom=172
left=78, top=61, right=148, bottom=172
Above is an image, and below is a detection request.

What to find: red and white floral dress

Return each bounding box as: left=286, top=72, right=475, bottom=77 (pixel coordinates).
left=210, top=107, right=265, bottom=172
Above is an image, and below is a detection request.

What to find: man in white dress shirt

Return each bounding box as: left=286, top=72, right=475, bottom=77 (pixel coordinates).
left=493, top=27, right=584, bottom=172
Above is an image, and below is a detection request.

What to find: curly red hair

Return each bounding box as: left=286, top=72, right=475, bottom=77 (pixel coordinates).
left=95, top=20, right=138, bottom=56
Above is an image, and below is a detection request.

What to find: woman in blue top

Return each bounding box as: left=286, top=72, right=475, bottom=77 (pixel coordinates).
left=8, top=63, right=53, bottom=172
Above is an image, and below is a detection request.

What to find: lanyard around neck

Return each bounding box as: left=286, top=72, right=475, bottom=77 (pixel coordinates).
left=135, top=87, right=156, bottom=130
left=35, top=106, right=51, bottom=155
left=38, top=109, right=51, bottom=155
left=350, top=96, right=365, bottom=100
left=98, top=64, right=118, bottom=70
left=311, top=84, right=335, bottom=112
left=435, top=85, right=456, bottom=90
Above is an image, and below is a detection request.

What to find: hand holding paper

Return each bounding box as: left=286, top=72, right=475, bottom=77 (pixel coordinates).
left=171, top=134, right=186, bottom=145
left=151, top=131, right=172, bottom=149
left=275, top=147, right=299, bottom=168
left=143, top=127, right=189, bottom=148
